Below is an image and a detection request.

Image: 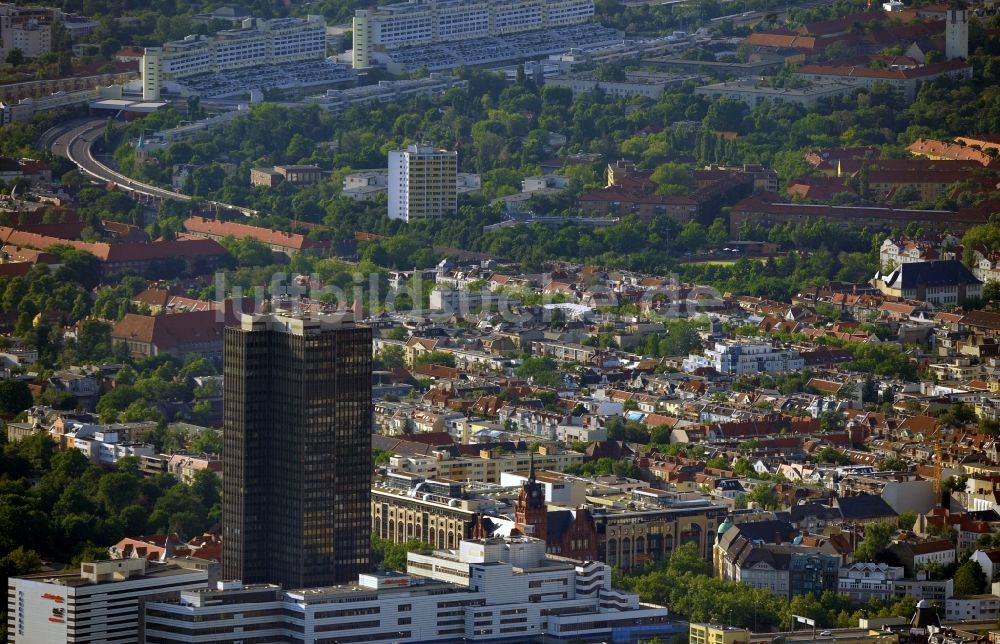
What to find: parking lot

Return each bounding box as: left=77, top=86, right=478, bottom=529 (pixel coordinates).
left=178, top=59, right=356, bottom=98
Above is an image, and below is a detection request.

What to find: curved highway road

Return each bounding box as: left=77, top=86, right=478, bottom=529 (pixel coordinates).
left=45, top=118, right=258, bottom=216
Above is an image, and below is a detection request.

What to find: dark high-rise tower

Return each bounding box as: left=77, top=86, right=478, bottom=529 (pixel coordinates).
left=223, top=310, right=372, bottom=588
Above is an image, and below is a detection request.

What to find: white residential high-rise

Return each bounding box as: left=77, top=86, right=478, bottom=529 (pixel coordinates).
left=946, top=0, right=968, bottom=60
left=7, top=559, right=208, bottom=644
left=141, top=47, right=162, bottom=100
left=388, top=144, right=458, bottom=222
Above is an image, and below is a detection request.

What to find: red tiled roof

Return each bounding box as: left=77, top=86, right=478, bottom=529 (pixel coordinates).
left=412, top=364, right=460, bottom=379
left=355, top=231, right=387, bottom=242
left=798, top=59, right=971, bottom=81
left=0, top=226, right=227, bottom=263
left=840, top=158, right=983, bottom=174
left=112, top=311, right=226, bottom=350
left=578, top=186, right=696, bottom=206
left=399, top=431, right=454, bottom=447
left=798, top=10, right=884, bottom=36
left=744, top=32, right=821, bottom=50
left=786, top=176, right=852, bottom=201
left=711, top=416, right=820, bottom=438
left=867, top=169, right=989, bottom=186
left=15, top=221, right=85, bottom=239
left=898, top=415, right=939, bottom=434
left=0, top=262, right=31, bottom=277
left=807, top=378, right=844, bottom=394
left=732, top=194, right=988, bottom=226
left=184, top=217, right=324, bottom=251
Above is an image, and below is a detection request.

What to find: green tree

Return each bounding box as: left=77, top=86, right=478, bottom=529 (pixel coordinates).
left=746, top=483, right=780, bottom=510
left=190, top=428, right=223, bottom=454
left=854, top=522, right=895, bottom=562
left=896, top=512, right=917, bottom=531
left=813, top=446, right=851, bottom=465
left=371, top=535, right=433, bottom=571
left=515, top=357, right=562, bottom=389
left=942, top=475, right=968, bottom=496
left=5, top=48, right=24, bottom=66
left=666, top=541, right=711, bottom=577
left=650, top=162, right=693, bottom=195
left=0, top=380, right=33, bottom=415
left=954, top=559, right=987, bottom=595
left=877, top=456, right=908, bottom=472
left=0, top=546, right=41, bottom=580
left=659, top=320, right=702, bottom=356
left=414, top=351, right=456, bottom=367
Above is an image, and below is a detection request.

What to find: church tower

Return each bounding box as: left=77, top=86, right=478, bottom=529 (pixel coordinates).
left=515, top=454, right=548, bottom=542
left=946, top=0, right=969, bottom=60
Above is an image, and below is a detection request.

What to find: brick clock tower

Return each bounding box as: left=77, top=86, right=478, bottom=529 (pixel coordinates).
left=515, top=455, right=547, bottom=541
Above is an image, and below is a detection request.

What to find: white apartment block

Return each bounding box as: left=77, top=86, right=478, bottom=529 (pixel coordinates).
left=143, top=536, right=673, bottom=643
left=388, top=449, right=585, bottom=484
left=388, top=144, right=458, bottom=222
left=68, top=429, right=155, bottom=466
left=878, top=236, right=961, bottom=271
left=7, top=559, right=208, bottom=644
left=910, top=543, right=956, bottom=569
left=838, top=562, right=904, bottom=602
left=683, top=342, right=805, bottom=375
left=353, top=0, right=594, bottom=68
left=0, top=6, right=51, bottom=59
left=6, top=19, right=48, bottom=57
left=945, top=594, right=1000, bottom=622
left=141, top=15, right=326, bottom=99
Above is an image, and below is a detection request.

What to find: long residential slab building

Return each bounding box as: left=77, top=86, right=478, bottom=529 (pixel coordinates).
left=352, top=0, right=596, bottom=67
left=142, top=15, right=326, bottom=97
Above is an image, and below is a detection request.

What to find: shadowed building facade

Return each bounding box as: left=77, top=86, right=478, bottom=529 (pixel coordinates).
left=223, top=310, right=372, bottom=588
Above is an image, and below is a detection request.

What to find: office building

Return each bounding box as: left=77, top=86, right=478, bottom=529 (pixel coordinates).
left=388, top=144, right=458, bottom=222
left=352, top=0, right=595, bottom=68
left=7, top=559, right=208, bottom=644
left=144, top=536, right=676, bottom=642
left=223, top=308, right=373, bottom=589
left=141, top=15, right=326, bottom=99
left=406, top=536, right=676, bottom=641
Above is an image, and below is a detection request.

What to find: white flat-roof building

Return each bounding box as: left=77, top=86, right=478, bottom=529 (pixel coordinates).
left=143, top=536, right=675, bottom=642
left=546, top=71, right=696, bottom=99
left=945, top=594, right=1000, bottom=622
left=353, top=0, right=595, bottom=68
left=694, top=78, right=857, bottom=108
left=683, top=341, right=804, bottom=375
left=7, top=559, right=208, bottom=644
